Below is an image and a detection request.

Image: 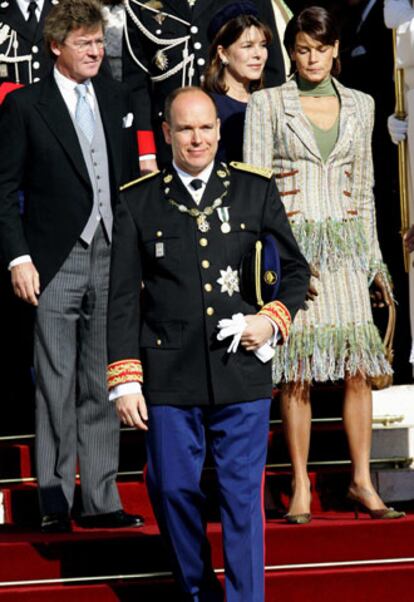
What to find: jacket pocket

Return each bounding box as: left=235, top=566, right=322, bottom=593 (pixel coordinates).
left=140, top=320, right=183, bottom=349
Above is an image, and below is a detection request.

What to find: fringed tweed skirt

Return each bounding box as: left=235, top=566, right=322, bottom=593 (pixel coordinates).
left=273, top=219, right=393, bottom=384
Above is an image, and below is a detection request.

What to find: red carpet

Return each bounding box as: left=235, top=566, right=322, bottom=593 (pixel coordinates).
left=1, top=480, right=413, bottom=602
left=1, top=420, right=414, bottom=599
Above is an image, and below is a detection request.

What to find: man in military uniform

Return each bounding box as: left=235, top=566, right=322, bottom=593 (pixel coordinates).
left=107, top=87, right=309, bottom=601
left=122, top=0, right=287, bottom=172
left=0, top=0, right=56, bottom=103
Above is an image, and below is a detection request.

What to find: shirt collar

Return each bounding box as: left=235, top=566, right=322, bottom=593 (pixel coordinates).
left=54, top=66, right=92, bottom=95
left=173, top=160, right=215, bottom=188
left=16, top=0, right=45, bottom=20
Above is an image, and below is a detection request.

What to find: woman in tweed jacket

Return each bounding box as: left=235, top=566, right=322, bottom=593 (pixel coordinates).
left=244, top=6, right=404, bottom=523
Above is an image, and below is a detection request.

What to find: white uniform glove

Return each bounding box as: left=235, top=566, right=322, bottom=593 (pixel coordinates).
left=387, top=113, right=408, bottom=144
left=217, top=313, right=246, bottom=353
left=216, top=313, right=275, bottom=363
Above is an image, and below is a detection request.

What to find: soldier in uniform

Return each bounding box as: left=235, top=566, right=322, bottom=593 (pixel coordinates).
left=122, top=0, right=288, bottom=171
left=107, top=86, right=310, bottom=602
left=0, top=0, right=56, bottom=103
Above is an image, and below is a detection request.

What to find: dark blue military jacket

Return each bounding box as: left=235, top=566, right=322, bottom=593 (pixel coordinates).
left=107, top=161, right=310, bottom=406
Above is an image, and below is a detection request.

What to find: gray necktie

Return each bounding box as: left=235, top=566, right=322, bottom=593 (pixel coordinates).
left=75, top=83, right=95, bottom=143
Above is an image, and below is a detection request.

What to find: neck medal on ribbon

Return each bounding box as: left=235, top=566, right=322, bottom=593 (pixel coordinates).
left=164, top=164, right=231, bottom=233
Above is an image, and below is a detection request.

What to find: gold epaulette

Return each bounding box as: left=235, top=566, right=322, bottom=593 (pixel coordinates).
left=230, top=161, right=273, bottom=179
left=120, top=170, right=160, bottom=192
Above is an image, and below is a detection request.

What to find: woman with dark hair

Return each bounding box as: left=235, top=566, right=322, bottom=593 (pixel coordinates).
left=244, top=6, right=405, bottom=523
left=203, top=2, right=272, bottom=161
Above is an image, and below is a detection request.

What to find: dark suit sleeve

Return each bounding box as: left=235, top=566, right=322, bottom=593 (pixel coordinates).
left=258, top=176, right=310, bottom=340
left=107, top=193, right=144, bottom=388
left=122, top=8, right=157, bottom=157
left=257, top=0, right=286, bottom=86
left=120, top=84, right=141, bottom=183
left=0, top=93, right=30, bottom=264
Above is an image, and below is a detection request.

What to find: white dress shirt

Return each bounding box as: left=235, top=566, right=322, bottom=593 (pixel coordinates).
left=53, top=66, right=96, bottom=117
left=173, top=160, right=214, bottom=205
left=16, top=0, right=45, bottom=22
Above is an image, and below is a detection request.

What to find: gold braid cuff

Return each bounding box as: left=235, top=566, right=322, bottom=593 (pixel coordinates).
left=107, top=359, right=143, bottom=389
left=258, top=301, right=291, bottom=342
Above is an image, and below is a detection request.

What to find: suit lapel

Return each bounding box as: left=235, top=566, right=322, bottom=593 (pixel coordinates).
left=326, top=79, right=356, bottom=163
left=35, top=0, right=53, bottom=44
left=199, top=162, right=229, bottom=211
left=282, top=80, right=322, bottom=161
left=4, top=0, right=50, bottom=44
left=3, top=1, right=32, bottom=41
left=35, top=75, right=91, bottom=189
left=168, top=166, right=195, bottom=206
left=282, top=78, right=356, bottom=163
left=93, top=76, right=122, bottom=187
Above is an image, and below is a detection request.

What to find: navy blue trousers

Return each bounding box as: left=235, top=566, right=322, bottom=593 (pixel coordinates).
left=146, top=399, right=271, bottom=602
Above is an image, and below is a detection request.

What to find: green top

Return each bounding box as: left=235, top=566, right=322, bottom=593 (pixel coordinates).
left=297, top=76, right=339, bottom=162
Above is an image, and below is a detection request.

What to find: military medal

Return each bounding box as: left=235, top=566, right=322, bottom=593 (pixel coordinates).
left=217, top=207, right=231, bottom=234
left=154, top=49, right=168, bottom=71
left=163, top=167, right=230, bottom=232
left=197, top=215, right=210, bottom=232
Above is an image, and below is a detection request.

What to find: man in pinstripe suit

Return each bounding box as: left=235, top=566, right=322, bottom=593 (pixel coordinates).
left=0, top=0, right=143, bottom=532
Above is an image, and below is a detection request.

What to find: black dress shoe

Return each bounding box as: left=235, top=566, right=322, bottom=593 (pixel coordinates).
left=41, top=513, right=71, bottom=533
left=79, top=510, right=144, bottom=529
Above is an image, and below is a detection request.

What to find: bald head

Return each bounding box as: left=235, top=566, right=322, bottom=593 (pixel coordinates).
left=164, top=86, right=218, bottom=125
left=162, top=87, right=221, bottom=176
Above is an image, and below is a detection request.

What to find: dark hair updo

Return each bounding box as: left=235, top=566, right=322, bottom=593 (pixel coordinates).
left=284, top=6, right=341, bottom=77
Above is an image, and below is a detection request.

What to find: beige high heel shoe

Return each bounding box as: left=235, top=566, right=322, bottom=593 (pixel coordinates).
left=284, top=512, right=312, bottom=525
left=284, top=484, right=312, bottom=524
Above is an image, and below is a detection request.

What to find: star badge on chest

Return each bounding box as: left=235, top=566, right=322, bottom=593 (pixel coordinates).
left=217, top=266, right=240, bottom=297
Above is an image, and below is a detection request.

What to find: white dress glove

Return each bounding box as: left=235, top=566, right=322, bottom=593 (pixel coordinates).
left=216, top=313, right=275, bottom=363
left=384, top=0, right=414, bottom=29
left=387, top=113, right=408, bottom=144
